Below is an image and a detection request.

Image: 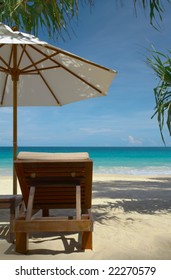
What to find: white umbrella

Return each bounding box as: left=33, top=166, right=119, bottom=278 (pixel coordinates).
left=0, top=23, right=117, bottom=194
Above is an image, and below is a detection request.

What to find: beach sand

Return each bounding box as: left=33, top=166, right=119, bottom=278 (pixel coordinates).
left=0, top=174, right=171, bottom=260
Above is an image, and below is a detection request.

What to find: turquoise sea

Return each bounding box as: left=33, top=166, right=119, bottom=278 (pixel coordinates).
left=1, top=146, right=171, bottom=176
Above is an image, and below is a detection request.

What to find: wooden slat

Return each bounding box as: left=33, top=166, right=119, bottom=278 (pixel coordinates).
left=15, top=219, right=91, bottom=232
left=33, top=204, right=77, bottom=209
left=25, top=172, right=86, bottom=178
left=24, top=166, right=86, bottom=171
left=76, top=185, right=81, bottom=220
left=32, top=215, right=90, bottom=221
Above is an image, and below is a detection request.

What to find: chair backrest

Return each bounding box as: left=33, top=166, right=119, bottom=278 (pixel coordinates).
left=14, top=153, right=93, bottom=210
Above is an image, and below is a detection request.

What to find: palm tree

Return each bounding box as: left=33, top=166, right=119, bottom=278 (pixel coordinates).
left=147, top=49, right=171, bottom=143
left=131, top=1, right=171, bottom=142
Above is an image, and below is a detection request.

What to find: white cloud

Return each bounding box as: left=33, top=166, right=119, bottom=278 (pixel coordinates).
left=128, top=135, right=142, bottom=145
left=80, top=127, right=113, bottom=135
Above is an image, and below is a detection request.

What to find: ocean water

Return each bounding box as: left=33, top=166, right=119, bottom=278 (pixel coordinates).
left=1, top=146, right=171, bottom=176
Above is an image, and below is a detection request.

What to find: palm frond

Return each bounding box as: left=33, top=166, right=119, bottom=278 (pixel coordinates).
left=0, top=0, right=94, bottom=40
left=133, top=0, right=171, bottom=29
left=147, top=48, right=171, bottom=143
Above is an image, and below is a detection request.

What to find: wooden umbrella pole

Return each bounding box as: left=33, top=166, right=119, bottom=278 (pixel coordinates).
left=13, top=78, right=17, bottom=194
left=12, top=44, right=18, bottom=195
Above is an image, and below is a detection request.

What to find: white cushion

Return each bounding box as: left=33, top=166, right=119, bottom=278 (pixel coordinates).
left=17, top=151, right=90, bottom=160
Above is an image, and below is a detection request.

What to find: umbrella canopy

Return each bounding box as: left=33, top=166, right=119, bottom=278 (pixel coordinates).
left=0, top=23, right=117, bottom=194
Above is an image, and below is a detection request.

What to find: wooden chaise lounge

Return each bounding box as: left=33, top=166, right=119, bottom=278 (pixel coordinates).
left=14, top=152, right=93, bottom=254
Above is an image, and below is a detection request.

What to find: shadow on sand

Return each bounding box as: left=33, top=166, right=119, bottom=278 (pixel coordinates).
left=92, top=177, right=171, bottom=223
left=0, top=227, right=84, bottom=256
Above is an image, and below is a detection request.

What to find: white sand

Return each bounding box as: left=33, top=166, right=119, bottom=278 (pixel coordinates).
left=1, top=174, right=171, bottom=260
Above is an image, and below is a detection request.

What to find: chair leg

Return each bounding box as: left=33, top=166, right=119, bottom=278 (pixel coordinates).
left=15, top=232, right=28, bottom=254
left=9, top=200, right=15, bottom=243
left=82, top=231, right=92, bottom=250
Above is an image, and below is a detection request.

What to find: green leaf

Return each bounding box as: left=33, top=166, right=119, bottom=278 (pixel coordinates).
left=0, top=0, right=94, bottom=40
left=147, top=48, right=171, bottom=143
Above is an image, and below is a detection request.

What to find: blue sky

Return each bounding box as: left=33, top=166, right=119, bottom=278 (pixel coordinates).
left=0, top=0, right=171, bottom=147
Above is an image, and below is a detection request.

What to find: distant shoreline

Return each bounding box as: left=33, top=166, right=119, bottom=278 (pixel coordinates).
left=1, top=146, right=171, bottom=176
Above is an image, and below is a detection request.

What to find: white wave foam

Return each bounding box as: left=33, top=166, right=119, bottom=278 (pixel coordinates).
left=94, top=166, right=171, bottom=175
